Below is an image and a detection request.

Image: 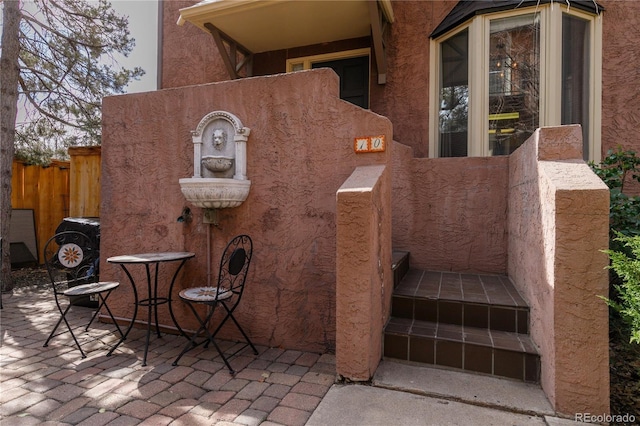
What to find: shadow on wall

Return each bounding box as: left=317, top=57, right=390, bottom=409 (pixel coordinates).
left=100, top=68, right=392, bottom=354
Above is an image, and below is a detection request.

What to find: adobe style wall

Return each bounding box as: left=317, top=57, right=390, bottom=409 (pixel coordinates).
left=508, top=125, right=610, bottom=415
left=336, top=165, right=393, bottom=380
left=161, top=0, right=640, bottom=167
left=101, top=69, right=392, bottom=354
left=391, top=141, right=509, bottom=274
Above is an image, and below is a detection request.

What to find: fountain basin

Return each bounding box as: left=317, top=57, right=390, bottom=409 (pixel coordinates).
left=179, top=178, right=251, bottom=209
left=202, top=155, right=234, bottom=173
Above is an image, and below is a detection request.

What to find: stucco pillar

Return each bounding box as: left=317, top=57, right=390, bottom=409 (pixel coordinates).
left=336, top=165, right=392, bottom=381
left=508, top=125, right=610, bottom=415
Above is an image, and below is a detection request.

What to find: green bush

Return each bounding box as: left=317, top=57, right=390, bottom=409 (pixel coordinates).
left=603, top=233, right=640, bottom=344
left=589, top=148, right=640, bottom=249
left=591, top=148, right=640, bottom=344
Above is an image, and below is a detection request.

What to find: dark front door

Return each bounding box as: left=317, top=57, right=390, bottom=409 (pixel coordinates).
left=312, top=56, right=369, bottom=108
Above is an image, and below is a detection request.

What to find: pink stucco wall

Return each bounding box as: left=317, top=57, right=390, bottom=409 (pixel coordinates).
left=160, top=1, right=226, bottom=89
left=108, top=1, right=617, bottom=412
left=392, top=141, right=509, bottom=274
left=161, top=0, right=640, bottom=169
left=336, top=165, right=392, bottom=380
left=599, top=0, right=640, bottom=195
left=508, top=125, right=610, bottom=415
left=101, top=69, right=392, bottom=353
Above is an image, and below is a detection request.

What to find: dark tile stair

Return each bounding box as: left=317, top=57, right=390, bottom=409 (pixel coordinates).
left=385, top=252, right=540, bottom=383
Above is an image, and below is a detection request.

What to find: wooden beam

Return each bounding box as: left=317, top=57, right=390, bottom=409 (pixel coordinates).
left=205, top=23, right=238, bottom=79
left=204, top=22, right=254, bottom=79
left=368, top=0, right=387, bottom=84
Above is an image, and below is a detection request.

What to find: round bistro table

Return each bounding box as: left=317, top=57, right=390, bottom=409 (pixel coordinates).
left=106, top=252, right=195, bottom=366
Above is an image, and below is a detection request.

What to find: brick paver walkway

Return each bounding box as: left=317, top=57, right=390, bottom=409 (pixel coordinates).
left=0, top=287, right=335, bottom=425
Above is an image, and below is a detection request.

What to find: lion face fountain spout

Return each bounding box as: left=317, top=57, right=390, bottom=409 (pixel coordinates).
left=179, top=111, right=251, bottom=214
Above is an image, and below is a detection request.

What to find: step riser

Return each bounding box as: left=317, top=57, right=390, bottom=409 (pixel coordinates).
left=386, top=265, right=540, bottom=384
left=392, top=296, right=529, bottom=334
left=392, top=251, right=410, bottom=288
left=383, top=333, right=540, bottom=383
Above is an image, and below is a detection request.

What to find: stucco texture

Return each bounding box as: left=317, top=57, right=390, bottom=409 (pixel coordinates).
left=161, top=1, right=640, bottom=171
left=101, top=69, right=392, bottom=353
left=336, top=165, right=392, bottom=380
left=508, top=126, right=610, bottom=415
left=161, top=1, right=229, bottom=88
left=392, top=141, right=509, bottom=274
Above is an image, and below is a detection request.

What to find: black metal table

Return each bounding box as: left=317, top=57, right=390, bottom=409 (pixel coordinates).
left=106, top=251, right=195, bottom=366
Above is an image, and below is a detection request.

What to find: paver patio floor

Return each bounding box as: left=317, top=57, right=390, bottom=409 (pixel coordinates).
left=0, top=287, right=335, bottom=425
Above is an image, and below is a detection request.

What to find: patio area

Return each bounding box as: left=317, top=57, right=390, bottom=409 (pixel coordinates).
left=0, top=286, right=335, bottom=425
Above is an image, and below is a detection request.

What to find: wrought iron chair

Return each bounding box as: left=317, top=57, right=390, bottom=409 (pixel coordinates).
left=43, top=230, right=123, bottom=358
left=172, top=234, right=258, bottom=373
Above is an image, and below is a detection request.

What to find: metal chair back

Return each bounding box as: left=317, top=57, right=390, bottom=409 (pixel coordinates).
left=173, top=234, right=257, bottom=372
left=216, top=234, right=253, bottom=308
left=44, top=231, right=99, bottom=297
left=42, top=230, right=122, bottom=358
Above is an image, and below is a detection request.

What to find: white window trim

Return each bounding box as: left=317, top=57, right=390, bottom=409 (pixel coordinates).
left=429, top=5, right=602, bottom=162
left=286, top=48, right=371, bottom=72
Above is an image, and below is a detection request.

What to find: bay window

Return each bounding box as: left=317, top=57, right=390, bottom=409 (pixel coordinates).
left=430, top=3, right=602, bottom=161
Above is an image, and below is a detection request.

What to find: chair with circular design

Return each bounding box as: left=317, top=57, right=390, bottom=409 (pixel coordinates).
left=172, top=234, right=258, bottom=373
left=43, top=230, right=123, bottom=358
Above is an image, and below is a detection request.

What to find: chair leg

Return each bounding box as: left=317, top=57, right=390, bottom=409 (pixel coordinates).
left=173, top=301, right=236, bottom=374
left=172, top=301, right=214, bottom=367
left=207, top=333, right=236, bottom=375
left=63, top=313, right=88, bottom=358
left=44, top=303, right=87, bottom=358
left=225, top=308, right=258, bottom=355
left=210, top=303, right=258, bottom=355
left=43, top=308, right=67, bottom=347
left=106, top=293, right=139, bottom=358
left=98, top=292, right=125, bottom=339
left=84, top=290, right=115, bottom=332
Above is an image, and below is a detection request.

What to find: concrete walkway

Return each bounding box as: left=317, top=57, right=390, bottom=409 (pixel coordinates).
left=1, top=287, right=579, bottom=425
left=309, top=362, right=580, bottom=426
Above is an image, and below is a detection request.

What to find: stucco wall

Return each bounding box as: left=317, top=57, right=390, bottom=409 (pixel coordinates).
left=161, top=1, right=226, bottom=88
left=599, top=0, right=640, bottom=194
left=101, top=69, right=392, bottom=353
left=392, top=141, right=509, bottom=274
left=371, top=1, right=456, bottom=158
left=336, top=165, right=392, bottom=381
left=161, top=0, right=640, bottom=171
left=159, top=1, right=457, bottom=158
left=508, top=126, right=610, bottom=415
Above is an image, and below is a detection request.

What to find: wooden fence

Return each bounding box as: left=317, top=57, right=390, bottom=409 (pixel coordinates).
left=11, top=146, right=101, bottom=264
left=69, top=146, right=101, bottom=218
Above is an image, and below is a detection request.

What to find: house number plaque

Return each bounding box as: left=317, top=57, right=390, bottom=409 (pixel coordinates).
left=354, top=135, right=386, bottom=153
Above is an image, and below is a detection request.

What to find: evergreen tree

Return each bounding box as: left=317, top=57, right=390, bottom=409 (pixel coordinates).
left=1, top=0, right=144, bottom=292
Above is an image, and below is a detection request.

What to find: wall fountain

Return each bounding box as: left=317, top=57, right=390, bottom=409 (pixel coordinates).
left=179, top=111, right=251, bottom=223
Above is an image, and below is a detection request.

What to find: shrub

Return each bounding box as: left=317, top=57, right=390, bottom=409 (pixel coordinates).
left=589, top=148, right=640, bottom=249
left=591, top=148, right=640, bottom=344
left=603, top=232, right=640, bottom=344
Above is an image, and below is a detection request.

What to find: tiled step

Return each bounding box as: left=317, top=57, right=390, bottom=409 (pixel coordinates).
left=392, top=251, right=410, bottom=288
left=383, top=317, right=540, bottom=383
left=384, top=268, right=540, bottom=383
left=392, top=270, right=529, bottom=333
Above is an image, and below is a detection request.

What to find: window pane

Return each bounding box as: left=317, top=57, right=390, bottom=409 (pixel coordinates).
left=562, top=14, right=590, bottom=160
left=439, top=29, right=468, bottom=157
left=489, top=14, right=540, bottom=155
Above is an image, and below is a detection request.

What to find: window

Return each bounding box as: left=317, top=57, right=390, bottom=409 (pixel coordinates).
left=438, top=29, right=468, bottom=157
left=489, top=14, right=539, bottom=156
left=287, top=49, right=371, bottom=108
left=562, top=14, right=591, bottom=157
left=430, top=5, right=602, bottom=161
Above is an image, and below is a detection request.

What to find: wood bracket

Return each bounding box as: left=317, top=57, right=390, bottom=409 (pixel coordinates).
left=368, top=0, right=388, bottom=85
left=204, top=22, right=253, bottom=80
